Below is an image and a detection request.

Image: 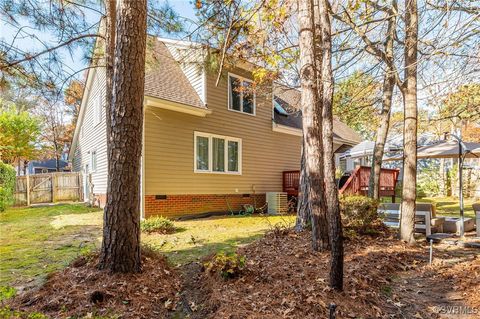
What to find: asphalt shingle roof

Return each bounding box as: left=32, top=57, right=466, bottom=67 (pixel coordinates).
left=273, top=85, right=362, bottom=144
left=144, top=39, right=361, bottom=145
left=144, top=41, right=205, bottom=109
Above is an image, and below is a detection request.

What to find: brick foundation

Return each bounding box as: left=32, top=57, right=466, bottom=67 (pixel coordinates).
left=144, top=193, right=266, bottom=219
left=92, top=193, right=107, bottom=208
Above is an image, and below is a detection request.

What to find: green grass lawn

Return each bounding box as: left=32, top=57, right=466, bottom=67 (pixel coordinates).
left=2, top=196, right=472, bottom=292
left=143, top=214, right=295, bottom=265
left=418, top=196, right=476, bottom=218
left=381, top=196, right=476, bottom=218
left=0, top=204, right=102, bottom=289
left=0, top=203, right=295, bottom=289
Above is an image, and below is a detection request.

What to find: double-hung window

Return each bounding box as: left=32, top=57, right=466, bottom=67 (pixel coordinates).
left=194, top=132, right=241, bottom=174
left=90, top=150, right=97, bottom=172
left=228, top=73, right=255, bottom=115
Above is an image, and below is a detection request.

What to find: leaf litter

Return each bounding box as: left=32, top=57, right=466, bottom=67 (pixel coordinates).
left=4, top=229, right=479, bottom=319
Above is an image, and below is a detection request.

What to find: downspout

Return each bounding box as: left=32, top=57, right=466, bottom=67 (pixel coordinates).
left=141, top=103, right=146, bottom=220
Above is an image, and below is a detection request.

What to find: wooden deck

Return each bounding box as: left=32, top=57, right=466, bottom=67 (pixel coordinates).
left=283, top=170, right=301, bottom=196
left=283, top=166, right=400, bottom=202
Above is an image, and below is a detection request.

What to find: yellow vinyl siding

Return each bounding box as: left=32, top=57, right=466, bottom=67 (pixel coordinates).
left=144, top=68, right=301, bottom=195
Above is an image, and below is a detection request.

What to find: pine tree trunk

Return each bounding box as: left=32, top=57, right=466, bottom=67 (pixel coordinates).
left=295, top=139, right=311, bottom=231
left=400, top=0, right=418, bottom=245
left=369, top=73, right=394, bottom=199
left=368, top=3, right=396, bottom=200
left=98, top=0, right=147, bottom=273
left=104, top=0, right=116, bottom=151
left=298, top=0, right=329, bottom=251
left=317, top=0, right=343, bottom=290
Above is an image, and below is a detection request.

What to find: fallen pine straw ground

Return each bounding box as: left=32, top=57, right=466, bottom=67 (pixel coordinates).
left=4, top=250, right=181, bottom=319
left=180, top=229, right=480, bottom=319
left=2, top=229, right=478, bottom=319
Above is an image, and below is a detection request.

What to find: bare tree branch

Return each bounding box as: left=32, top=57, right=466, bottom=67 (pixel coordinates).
left=3, top=34, right=103, bottom=69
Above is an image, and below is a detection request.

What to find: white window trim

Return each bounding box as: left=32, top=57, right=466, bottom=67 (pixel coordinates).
left=194, top=131, right=242, bottom=175
left=90, top=149, right=97, bottom=173
left=227, top=72, right=256, bottom=116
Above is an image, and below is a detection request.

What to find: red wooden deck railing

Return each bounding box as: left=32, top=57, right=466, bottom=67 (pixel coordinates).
left=283, top=170, right=300, bottom=196
left=283, top=166, right=400, bottom=202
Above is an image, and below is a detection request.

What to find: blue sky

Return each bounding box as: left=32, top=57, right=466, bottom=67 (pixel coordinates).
left=171, top=0, right=198, bottom=23
left=1, top=0, right=476, bottom=115
left=0, top=0, right=198, bottom=80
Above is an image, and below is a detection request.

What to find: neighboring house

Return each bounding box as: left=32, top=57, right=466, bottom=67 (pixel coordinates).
left=337, top=140, right=402, bottom=173
left=27, top=159, right=70, bottom=175
left=69, top=37, right=361, bottom=219
left=337, top=132, right=438, bottom=173
left=15, top=151, right=70, bottom=175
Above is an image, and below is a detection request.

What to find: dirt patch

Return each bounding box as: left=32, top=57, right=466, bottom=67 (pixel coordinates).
left=179, top=230, right=479, bottom=319
left=434, top=250, right=480, bottom=309
left=171, top=261, right=217, bottom=318
left=388, top=246, right=480, bottom=319
left=7, top=250, right=181, bottom=318
left=50, top=212, right=102, bottom=229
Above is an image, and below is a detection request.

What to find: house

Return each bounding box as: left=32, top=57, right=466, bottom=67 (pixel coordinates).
left=15, top=159, right=70, bottom=176
left=337, top=140, right=401, bottom=173
left=337, top=133, right=437, bottom=173
left=27, top=159, right=70, bottom=174
left=69, top=38, right=361, bottom=219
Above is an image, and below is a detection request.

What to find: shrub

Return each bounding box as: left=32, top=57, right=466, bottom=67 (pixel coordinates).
left=417, top=165, right=441, bottom=197
left=205, top=252, right=246, bottom=279
left=0, top=286, right=16, bottom=301
left=140, top=216, right=175, bottom=234
left=0, top=161, right=16, bottom=212
left=339, top=195, right=380, bottom=233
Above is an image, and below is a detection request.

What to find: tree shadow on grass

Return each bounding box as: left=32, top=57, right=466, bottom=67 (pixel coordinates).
left=418, top=197, right=475, bottom=218
left=1, top=224, right=101, bottom=289
left=157, top=233, right=266, bottom=265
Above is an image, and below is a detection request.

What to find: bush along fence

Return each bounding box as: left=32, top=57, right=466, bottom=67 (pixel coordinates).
left=14, top=172, right=83, bottom=206
left=0, top=161, right=16, bottom=212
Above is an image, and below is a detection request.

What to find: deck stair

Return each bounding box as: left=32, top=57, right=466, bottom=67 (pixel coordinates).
left=283, top=166, right=400, bottom=202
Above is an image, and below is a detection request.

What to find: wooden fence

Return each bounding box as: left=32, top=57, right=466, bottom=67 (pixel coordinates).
left=14, top=172, right=83, bottom=206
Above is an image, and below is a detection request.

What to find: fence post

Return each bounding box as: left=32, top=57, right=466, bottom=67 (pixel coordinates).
left=51, top=173, right=56, bottom=202
left=26, top=174, right=30, bottom=206
left=78, top=172, right=83, bottom=202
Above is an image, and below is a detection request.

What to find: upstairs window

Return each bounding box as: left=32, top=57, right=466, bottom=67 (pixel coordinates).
left=228, top=74, right=255, bottom=115
left=194, top=132, right=242, bottom=174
